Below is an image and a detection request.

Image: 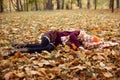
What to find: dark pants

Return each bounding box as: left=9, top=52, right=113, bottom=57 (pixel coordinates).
left=26, top=37, right=55, bottom=53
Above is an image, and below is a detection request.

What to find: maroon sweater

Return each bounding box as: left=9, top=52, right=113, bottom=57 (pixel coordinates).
left=43, top=30, right=81, bottom=47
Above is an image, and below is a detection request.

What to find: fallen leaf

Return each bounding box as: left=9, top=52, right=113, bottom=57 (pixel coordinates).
left=63, top=45, right=70, bottom=52
left=29, top=70, right=41, bottom=76
left=99, top=62, right=105, bottom=67
left=47, top=73, right=55, bottom=79
left=70, top=65, right=86, bottom=70
left=14, top=51, right=22, bottom=58
left=15, top=72, right=25, bottom=78
left=4, top=72, right=14, bottom=80
left=103, top=72, right=113, bottom=78
left=85, top=50, right=93, bottom=55
left=76, top=51, right=86, bottom=61
left=71, top=43, right=77, bottom=50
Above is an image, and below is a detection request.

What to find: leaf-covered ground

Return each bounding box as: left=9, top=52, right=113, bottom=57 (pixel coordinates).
left=0, top=9, right=120, bottom=80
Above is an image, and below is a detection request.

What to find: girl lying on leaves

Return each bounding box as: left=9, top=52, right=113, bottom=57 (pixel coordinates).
left=7, top=29, right=119, bottom=57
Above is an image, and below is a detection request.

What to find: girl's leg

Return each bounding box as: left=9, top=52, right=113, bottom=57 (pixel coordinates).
left=25, top=37, right=49, bottom=48
left=9, top=43, right=55, bottom=56
left=12, top=37, right=49, bottom=48
left=9, top=48, right=29, bottom=56
left=43, top=43, right=55, bottom=52
left=27, top=48, right=43, bottom=53
left=9, top=47, right=43, bottom=56
left=25, top=43, right=42, bottom=48
left=23, top=43, right=55, bottom=53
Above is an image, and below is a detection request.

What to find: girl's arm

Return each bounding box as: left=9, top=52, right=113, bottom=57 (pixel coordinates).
left=69, top=31, right=81, bottom=47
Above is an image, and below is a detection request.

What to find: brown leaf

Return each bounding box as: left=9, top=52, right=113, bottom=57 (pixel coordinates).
left=25, top=67, right=42, bottom=76
left=70, top=65, right=86, bottom=70
left=46, top=67, right=62, bottom=74
left=63, top=45, right=70, bottom=52
left=70, top=49, right=76, bottom=55
left=71, top=43, right=77, bottom=50
left=69, top=59, right=80, bottom=67
left=103, top=72, right=113, bottom=78
left=76, top=51, right=86, bottom=61
left=38, top=59, right=50, bottom=67
left=29, top=70, right=41, bottom=76
left=4, top=72, right=14, bottom=80
left=39, top=55, right=51, bottom=60
left=85, top=61, right=91, bottom=66
left=47, top=73, right=55, bottom=79
left=92, top=55, right=105, bottom=61
left=85, top=50, right=93, bottom=55
left=15, top=72, right=25, bottom=78
left=99, top=62, right=105, bottom=67
left=13, top=51, right=22, bottom=58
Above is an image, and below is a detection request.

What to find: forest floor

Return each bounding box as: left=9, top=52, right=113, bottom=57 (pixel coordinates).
left=0, top=9, right=120, bottom=80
